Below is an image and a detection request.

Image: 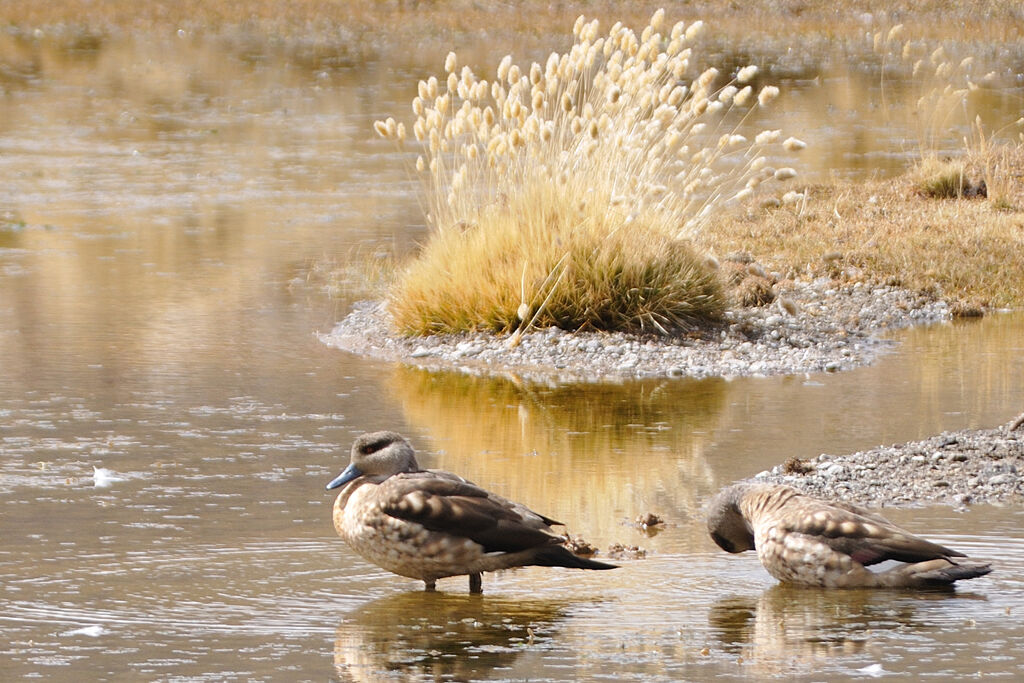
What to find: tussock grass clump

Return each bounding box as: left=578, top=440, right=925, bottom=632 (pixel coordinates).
left=909, top=157, right=985, bottom=198
left=376, top=10, right=802, bottom=335
left=390, top=178, right=724, bottom=334
left=875, top=24, right=1023, bottom=206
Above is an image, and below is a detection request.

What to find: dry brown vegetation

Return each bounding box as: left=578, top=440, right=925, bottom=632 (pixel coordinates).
left=705, top=143, right=1024, bottom=313
left=3, top=1, right=1021, bottom=45
left=372, top=8, right=1024, bottom=333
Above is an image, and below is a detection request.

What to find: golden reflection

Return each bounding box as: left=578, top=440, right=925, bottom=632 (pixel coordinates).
left=703, top=314, right=1024, bottom=481
left=333, top=591, right=567, bottom=682
left=708, top=584, right=985, bottom=678
left=387, top=367, right=730, bottom=541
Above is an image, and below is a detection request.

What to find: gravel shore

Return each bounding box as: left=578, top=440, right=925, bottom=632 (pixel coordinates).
left=754, top=419, right=1024, bottom=508
left=321, top=276, right=950, bottom=384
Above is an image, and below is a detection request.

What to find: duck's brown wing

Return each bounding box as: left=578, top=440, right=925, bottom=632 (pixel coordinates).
left=780, top=497, right=967, bottom=566
left=378, top=472, right=563, bottom=553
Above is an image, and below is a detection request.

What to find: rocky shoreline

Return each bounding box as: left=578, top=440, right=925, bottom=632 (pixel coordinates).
left=754, top=419, right=1024, bottom=508
left=321, top=277, right=951, bottom=384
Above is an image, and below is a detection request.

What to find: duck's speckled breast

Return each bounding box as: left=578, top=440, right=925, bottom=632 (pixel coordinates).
left=332, top=480, right=485, bottom=581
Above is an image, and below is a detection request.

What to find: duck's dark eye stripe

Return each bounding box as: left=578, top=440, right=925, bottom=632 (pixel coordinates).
left=361, top=437, right=390, bottom=454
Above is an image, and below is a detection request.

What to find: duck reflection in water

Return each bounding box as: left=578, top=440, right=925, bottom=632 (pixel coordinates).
left=707, top=483, right=992, bottom=587
left=326, top=431, right=616, bottom=593
left=333, top=591, right=566, bottom=681
left=708, top=584, right=987, bottom=676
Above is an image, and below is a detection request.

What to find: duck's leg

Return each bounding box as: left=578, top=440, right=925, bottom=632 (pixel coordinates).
left=424, top=579, right=436, bottom=592
left=469, top=573, right=482, bottom=594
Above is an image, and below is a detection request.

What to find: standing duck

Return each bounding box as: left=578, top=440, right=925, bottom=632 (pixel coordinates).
left=707, top=483, right=992, bottom=588
left=327, top=431, right=616, bottom=592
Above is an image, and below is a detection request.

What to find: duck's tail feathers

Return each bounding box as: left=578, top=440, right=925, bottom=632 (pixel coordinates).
left=882, top=558, right=992, bottom=587
left=531, top=545, right=618, bottom=570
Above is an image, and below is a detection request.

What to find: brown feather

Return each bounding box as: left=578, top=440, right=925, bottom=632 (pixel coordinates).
left=380, top=474, right=563, bottom=553
left=777, top=497, right=966, bottom=566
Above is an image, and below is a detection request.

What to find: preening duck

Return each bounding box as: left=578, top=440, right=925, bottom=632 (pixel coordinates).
left=707, top=482, right=992, bottom=588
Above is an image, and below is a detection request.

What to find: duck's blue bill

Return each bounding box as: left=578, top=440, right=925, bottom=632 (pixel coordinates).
left=326, top=463, right=362, bottom=490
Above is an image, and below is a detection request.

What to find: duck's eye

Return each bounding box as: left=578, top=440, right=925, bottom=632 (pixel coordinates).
left=361, top=438, right=390, bottom=455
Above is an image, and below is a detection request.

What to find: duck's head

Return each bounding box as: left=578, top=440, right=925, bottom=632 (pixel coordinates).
left=706, top=484, right=756, bottom=553
left=326, top=431, right=421, bottom=490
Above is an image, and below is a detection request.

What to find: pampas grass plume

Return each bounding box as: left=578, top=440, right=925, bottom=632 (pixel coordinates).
left=757, top=85, right=780, bottom=106
left=783, top=136, right=807, bottom=151
left=378, top=12, right=803, bottom=335
left=736, top=65, right=758, bottom=83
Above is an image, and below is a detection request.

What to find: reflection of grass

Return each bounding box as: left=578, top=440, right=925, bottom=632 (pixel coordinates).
left=387, top=366, right=730, bottom=537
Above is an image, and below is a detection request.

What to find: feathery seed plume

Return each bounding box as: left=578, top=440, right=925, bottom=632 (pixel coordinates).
left=736, top=65, right=758, bottom=83
left=782, top=137, right=807, bottom=151
left=757, top=85, right=780, bottom=106
left=685, top=21, right=705, bottom=41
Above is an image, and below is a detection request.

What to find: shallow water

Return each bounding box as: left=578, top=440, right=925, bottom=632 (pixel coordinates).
left=2, top=30, right=1024, bottom=681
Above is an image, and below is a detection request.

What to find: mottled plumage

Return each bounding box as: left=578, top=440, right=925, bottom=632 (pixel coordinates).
left=707, top=483, right=992, bottom=588
left=327, top=431, right=616, bottom=592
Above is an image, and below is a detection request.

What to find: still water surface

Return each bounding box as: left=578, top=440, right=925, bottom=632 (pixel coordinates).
left=2, top=32, right=1024, bottom=680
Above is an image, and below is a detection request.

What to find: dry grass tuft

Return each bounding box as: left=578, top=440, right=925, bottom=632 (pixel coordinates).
left=389, top=178, right=725, bottom=334
left=968, top=116, right=1024, bottom=210
left=378, top=11, right=802, bottom=335
left=909, top=157, right=985, bottom=199
left=875, top=23, right=1023, bottom=205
